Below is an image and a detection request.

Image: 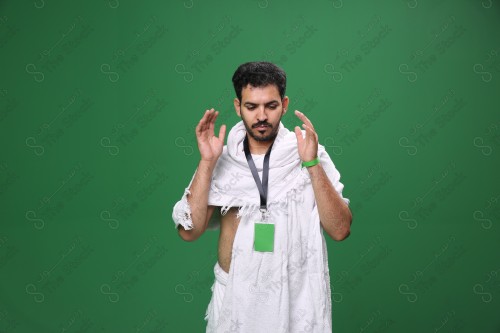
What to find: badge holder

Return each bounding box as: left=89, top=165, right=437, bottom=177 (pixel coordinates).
left=243, top=135, right=275, bottom=253
left=254, top=208, right=274, bottom=252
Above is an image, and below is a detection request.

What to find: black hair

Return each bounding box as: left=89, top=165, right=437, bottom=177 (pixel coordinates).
left=231, top=61, right=287, bottom=102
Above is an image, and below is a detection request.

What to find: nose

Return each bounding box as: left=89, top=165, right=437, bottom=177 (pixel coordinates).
left=256, top=106, right=267, bottom=123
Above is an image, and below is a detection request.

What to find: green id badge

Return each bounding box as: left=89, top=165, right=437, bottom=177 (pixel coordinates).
left=254, top=222, right=274, bottom=252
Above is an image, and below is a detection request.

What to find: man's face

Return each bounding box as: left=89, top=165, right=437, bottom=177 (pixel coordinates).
left=234, top=84, right=289, bottom=142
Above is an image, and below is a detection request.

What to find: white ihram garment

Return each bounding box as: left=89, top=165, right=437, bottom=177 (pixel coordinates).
left=172, top=120, right=350, bottom=332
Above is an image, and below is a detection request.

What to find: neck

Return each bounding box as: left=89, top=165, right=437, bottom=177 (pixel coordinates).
left=246, top=134, right=274, bottom=155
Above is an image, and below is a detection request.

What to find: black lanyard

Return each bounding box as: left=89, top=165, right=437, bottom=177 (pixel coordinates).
left=243, top=135, right=274, bottom=216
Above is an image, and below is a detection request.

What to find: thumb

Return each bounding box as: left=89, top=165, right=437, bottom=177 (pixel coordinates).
left=219, top=124, right=226, bottom=143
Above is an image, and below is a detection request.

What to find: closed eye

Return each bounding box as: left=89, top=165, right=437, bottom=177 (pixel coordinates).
left=246, top=105, right=278, bottom=110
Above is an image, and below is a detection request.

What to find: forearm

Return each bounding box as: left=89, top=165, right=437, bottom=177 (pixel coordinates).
left=307, top=163, right=352, bottom=241
left=179, top=159, right=216, bottom=239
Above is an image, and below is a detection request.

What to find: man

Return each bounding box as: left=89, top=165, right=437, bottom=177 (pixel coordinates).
left=172, top=61, right=352, bottom=332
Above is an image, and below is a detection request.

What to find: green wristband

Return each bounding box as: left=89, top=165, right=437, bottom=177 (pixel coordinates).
left=301, top=157, right=320, bottom=168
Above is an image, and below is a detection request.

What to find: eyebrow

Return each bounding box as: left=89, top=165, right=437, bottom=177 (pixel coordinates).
left=244, top=100, right=280, bottom=106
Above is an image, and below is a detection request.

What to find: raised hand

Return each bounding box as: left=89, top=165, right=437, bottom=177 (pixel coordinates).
left=195, top=108, right=226, bottom=163
left=293, top=110, right=318, bottom=162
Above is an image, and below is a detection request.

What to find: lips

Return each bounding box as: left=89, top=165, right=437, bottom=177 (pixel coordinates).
left=255, top=125, right=268, bottom=130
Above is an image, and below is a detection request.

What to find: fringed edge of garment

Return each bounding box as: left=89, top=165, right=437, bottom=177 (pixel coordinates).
left=227, top=168, right=312, bottom=221
left=172, top=187, right=194, bottom=230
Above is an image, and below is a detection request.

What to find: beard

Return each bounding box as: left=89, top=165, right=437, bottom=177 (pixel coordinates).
left=241, top=109, right=283, bottom=142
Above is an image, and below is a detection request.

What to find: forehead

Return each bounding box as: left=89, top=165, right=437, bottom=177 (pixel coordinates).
left=241, top=84, right=281, bottom=103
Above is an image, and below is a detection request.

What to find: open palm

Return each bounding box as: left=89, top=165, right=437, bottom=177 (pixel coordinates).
left=196, top=108, right=226, bottom=162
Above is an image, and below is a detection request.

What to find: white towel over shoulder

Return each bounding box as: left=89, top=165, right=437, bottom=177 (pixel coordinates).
left=172, top=120, right=349, bottom=332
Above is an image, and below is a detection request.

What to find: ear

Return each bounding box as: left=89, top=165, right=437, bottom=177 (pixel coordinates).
left=282, top=96, right=289, bottom=114
left=234, top=97, right=241, bottom=118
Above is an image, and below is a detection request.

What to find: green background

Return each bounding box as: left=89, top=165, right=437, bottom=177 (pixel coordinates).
left=1, top=0, right=499, bottom=332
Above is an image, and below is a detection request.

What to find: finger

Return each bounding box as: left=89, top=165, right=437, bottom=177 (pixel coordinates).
left=204, top=108, right=215, bottom=132
left=196, top=110, right=210, bottom=135
left=294, top=110, right=310, bottom=129
left=201, top=108, right=215, bottom=135
left=219, top=123, right=226, bottom=142
left=209, top=110, right=218, bottom=135
left=302, top=123, right=317, bottom=141
left=302, top=123, right=309, bottom=137
left=296, top=110, right=315, bottom=131
left=302, top=122, right=317, bottom=141
left=303, top=115, right=315, bottom=131
left=211, top=110, right=219, bottom=125
left=302, top=124, right=313, bottom=142
left=294, top=126, right=303, bottom=146
left=205, top=108, right=214, bottom=124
